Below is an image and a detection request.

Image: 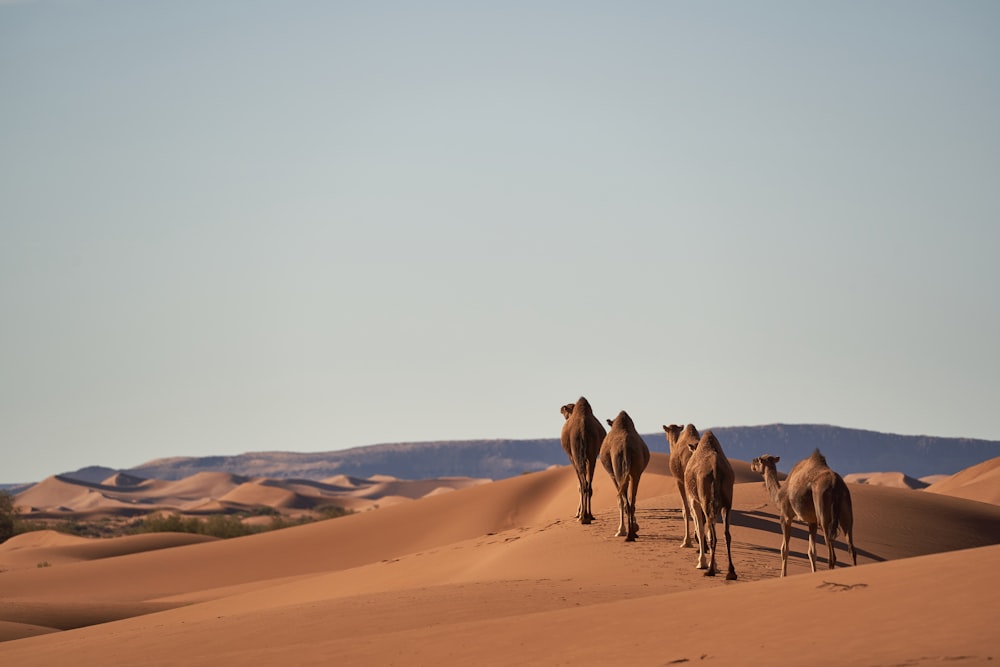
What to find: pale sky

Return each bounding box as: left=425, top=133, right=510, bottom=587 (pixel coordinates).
left=2, top=1, right=998, bottom=483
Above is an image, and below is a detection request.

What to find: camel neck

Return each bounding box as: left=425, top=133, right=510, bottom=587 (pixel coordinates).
left=763, top=468, right=783, bottom=504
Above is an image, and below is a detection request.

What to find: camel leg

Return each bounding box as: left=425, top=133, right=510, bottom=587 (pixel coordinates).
left=722, top=507, right=737, bottom=581
left=580, top=465, right=594, bottom=524
left=628, top=477, right=640, bottom=538
left=580, top=481, right=593, bottom=525
left=692, top=502, right=708, bottom=570
left=577, top=469, right=592, bottom=525
left=625, top=477, right=639, bottom=542
left=676, top=480, right=693, bottom=548
left=846, top=528, right=857, bottom=566
left=807, top=523, right=818, bottom=573
left=825, top=525, right=837, bottom=570
left=615, top=493, right=628, bottom=537
left=625, top=495, right=637, bottom=542
left=705, top=514, right=718, bottom=577
left=780, top=519, right=791, bottom=577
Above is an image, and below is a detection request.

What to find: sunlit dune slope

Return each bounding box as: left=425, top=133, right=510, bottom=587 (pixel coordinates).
left=924, top=455, right=1000, bottom=505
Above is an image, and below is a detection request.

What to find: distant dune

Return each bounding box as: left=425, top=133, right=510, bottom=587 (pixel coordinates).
left=2, top=451, right=999, bottom=664
left=843, top=471, right=929, bottom=489
left=13, top=472, right=491, bottom=521
left=924, top=456, right=1000, bottom=505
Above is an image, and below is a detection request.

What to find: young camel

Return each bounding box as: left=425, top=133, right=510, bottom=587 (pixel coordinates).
left=750, top=450, right=858, bottom=577
left=663, top=423, right=701, bottom=548
left=599, top=410, right=650, bottom=541
left=560, top=397, right=606, bottom=524
left=684, top=430, right=737, bottom=579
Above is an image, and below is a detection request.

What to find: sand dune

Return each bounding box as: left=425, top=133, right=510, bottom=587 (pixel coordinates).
left=13, top=469, right=491, bottom=519
left=1, top=452, right=999, bottom=664
left=924, top=455, right=1000, bottom=505
left=843, top=470, right=928, bottom=489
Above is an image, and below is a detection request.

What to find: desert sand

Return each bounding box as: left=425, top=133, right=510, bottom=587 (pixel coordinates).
left=2, top=452, right=999, bottom=665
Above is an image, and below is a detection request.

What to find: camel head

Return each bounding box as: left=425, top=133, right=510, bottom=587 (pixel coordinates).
left=560, top=403, right=575, bottom=420
left=663, top=423, right=700, bottom=446
left=751, top=455, right=780, bottom=474
left=663, top=424, right=683, bottom=444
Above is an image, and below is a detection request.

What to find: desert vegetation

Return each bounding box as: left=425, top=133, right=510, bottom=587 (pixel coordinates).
left=0, top=490, right=352, bottom=543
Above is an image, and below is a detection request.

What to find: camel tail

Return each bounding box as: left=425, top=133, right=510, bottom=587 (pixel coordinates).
left=817, top=485, right=839, bottom=540
left=570, top=424, right=588, bottom=477
left=614, top=447, right=631, bottom=500
left=616, top=471, right=631, bottom=499
left=704, top=470, right=719, bottom=521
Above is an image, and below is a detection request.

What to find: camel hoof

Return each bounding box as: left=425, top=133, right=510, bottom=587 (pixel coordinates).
left=679, top=541, right=693, bottom=549
left=705, top=569, right=716, bottom=577
left=726, top=571, right=738, bottom=581
left=580, top=517, right=591, bottom=525
left=625, top=535, right=636, bottom=542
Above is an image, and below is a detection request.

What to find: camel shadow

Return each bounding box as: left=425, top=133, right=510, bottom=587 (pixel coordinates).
left=625, top=507, right=884, bottom=564
left=733, top=509, right=885, bottom=563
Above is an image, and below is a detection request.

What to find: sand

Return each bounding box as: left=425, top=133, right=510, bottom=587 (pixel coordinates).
left=1, top=451, right=999, bottom=665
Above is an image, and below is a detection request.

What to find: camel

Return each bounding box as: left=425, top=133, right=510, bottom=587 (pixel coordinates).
left=684, top=430, right=737, bottom=579
left=599, top=410, right=650, bottom=541
left=560, top=397, right=606, bottom=524
left=750, top=450, right=857, bottom=576
left=663, top=423, right=701, bottom=548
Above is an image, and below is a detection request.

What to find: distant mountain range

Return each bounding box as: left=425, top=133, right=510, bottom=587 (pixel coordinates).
left=42, top=424, right=1000, bottom=486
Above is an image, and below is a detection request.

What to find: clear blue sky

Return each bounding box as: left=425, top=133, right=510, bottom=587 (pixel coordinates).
left=2, top=1, right=998, bottom=483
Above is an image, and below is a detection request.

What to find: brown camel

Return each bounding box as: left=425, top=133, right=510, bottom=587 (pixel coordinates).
left=663, top=423, right=701, bottom=548
left=599, top=410, right=650, bottom=541
left=750, top=450, right=857, bottom=576
left=560, top=397, right=605, bottom=524
left=684, top=430, right=737, bottom=579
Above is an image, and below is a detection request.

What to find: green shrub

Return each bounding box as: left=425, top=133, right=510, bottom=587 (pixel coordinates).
left=316, top=504, right=352, bottom=519
left=131, top=513, right=203, bottom=535
left=0, top=491, right=16, bottom=543
left=201, top=514, right=258, bottom=539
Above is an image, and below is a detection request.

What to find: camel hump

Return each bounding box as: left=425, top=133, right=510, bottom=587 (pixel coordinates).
left=574, top=396, right=594, bottom=416
left=689, top=429, right=721, bottom=453
left=611, top=410, right=635, bottom=431
left=810, top=448, right=830, bottom=467
left=704, top=430, right=722, bottom=449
